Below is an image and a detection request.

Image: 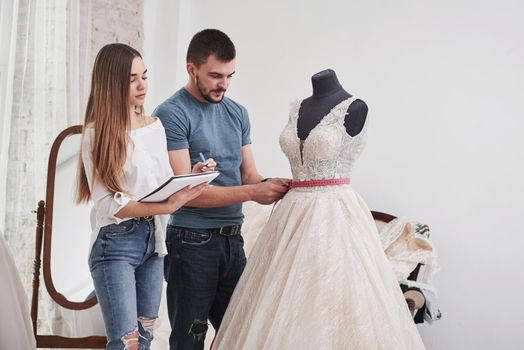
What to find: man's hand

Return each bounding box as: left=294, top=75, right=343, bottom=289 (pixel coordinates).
left=268, top=177, right=291, bottom=187
left=250, top=180, right=289, bottom=205
left=192, top=158, right=217, bottom=173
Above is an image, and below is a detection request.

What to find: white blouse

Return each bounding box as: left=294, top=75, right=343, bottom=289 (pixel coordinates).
left=82, top=118, right=173, bottom=256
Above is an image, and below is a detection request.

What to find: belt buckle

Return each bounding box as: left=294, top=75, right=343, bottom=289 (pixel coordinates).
left=144, top=215, right=153, bottom=220
left=218, top=226, right=228, bottom=236
left=218, top=225, right=239, bottom=236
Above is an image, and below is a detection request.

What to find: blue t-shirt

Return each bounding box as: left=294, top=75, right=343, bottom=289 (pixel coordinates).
left=153, top=88, right=251, bottom=228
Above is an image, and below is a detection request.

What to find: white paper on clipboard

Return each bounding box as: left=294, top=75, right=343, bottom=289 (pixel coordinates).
left=138, top=171, right=219, bottom=202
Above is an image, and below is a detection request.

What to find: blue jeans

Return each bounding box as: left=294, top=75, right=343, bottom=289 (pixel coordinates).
left=89, top=218, right=163, bottom=350
left=164, top=225, right=247, bottom=350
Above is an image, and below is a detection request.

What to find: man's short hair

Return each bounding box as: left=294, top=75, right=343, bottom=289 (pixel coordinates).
left=186, top=29, right=236, bottom=67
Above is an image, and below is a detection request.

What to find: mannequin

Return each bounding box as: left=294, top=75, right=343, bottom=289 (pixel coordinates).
left=212, top=70, right=426, bottom=349
left=297, top=69, right=368, bottom=139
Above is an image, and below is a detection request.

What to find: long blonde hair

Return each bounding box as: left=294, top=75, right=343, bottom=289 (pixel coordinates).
left=76, top=43, right=142, bottom=203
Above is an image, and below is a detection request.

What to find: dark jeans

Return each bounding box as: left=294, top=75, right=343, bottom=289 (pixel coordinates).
left=164, top=225, right=247, bottom=350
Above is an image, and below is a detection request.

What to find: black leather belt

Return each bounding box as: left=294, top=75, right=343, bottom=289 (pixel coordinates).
left=209, top=225, right=242, bottom=236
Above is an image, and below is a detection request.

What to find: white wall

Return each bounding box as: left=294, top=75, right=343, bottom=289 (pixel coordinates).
left=144, top=1, right=524, bottom=349
left=142, top=0, right=179, bottom=112
left=143, top=0, right=194, bottom=113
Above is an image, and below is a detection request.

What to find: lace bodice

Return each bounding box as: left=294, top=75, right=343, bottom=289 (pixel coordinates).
left=279, top=96, right=368, bottom=181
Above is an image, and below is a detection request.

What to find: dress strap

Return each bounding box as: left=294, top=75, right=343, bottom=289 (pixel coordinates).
left=331, top=96, right=359, bottom=124
left=288, top=99, right=303, bottom=125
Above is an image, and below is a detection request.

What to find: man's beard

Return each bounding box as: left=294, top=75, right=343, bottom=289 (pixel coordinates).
left=196, top=76, right=226, bottom=104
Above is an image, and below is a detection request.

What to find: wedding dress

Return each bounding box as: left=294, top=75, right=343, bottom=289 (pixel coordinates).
left=213, top=97, right=425, bottom=349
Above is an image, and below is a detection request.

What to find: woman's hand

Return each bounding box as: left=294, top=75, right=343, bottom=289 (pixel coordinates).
left=167, top=182, right=209, bottom=211
left=192, top=158, right=217, bottom=173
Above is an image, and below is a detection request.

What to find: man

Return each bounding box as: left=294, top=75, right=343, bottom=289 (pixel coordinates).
left=154, top=29, right=289, bottom=349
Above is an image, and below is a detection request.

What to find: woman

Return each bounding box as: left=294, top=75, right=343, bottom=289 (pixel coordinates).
left=76, top=43, right=214, bottom=350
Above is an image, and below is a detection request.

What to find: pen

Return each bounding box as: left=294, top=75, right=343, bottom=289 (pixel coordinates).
left=199, top=152, right=209, bottom=168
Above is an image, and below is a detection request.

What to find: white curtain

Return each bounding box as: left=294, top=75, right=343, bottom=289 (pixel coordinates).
left=4, top=0, right=93, bottom=336
left=0, top=0, right=19, bottom=235
left=2, top=0, right=144, bottom=339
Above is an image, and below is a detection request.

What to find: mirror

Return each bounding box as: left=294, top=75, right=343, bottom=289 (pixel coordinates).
left=51, top=130, right=94, bottom=303
left=32, top=125, right=106, bottom=347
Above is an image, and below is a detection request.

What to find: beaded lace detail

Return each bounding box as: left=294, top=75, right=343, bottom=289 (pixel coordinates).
left=279, top=97, right=367, bottom=181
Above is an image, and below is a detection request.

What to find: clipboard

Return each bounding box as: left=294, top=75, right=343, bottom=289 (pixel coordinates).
left=138, top=171, right=219, bottom=203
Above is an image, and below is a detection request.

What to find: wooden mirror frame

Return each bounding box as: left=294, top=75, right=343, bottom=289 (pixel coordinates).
left=31, top=125, right=106, bottom=348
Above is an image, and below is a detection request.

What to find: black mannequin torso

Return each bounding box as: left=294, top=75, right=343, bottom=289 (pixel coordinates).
left=297, top=69, right=368, bottom=139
